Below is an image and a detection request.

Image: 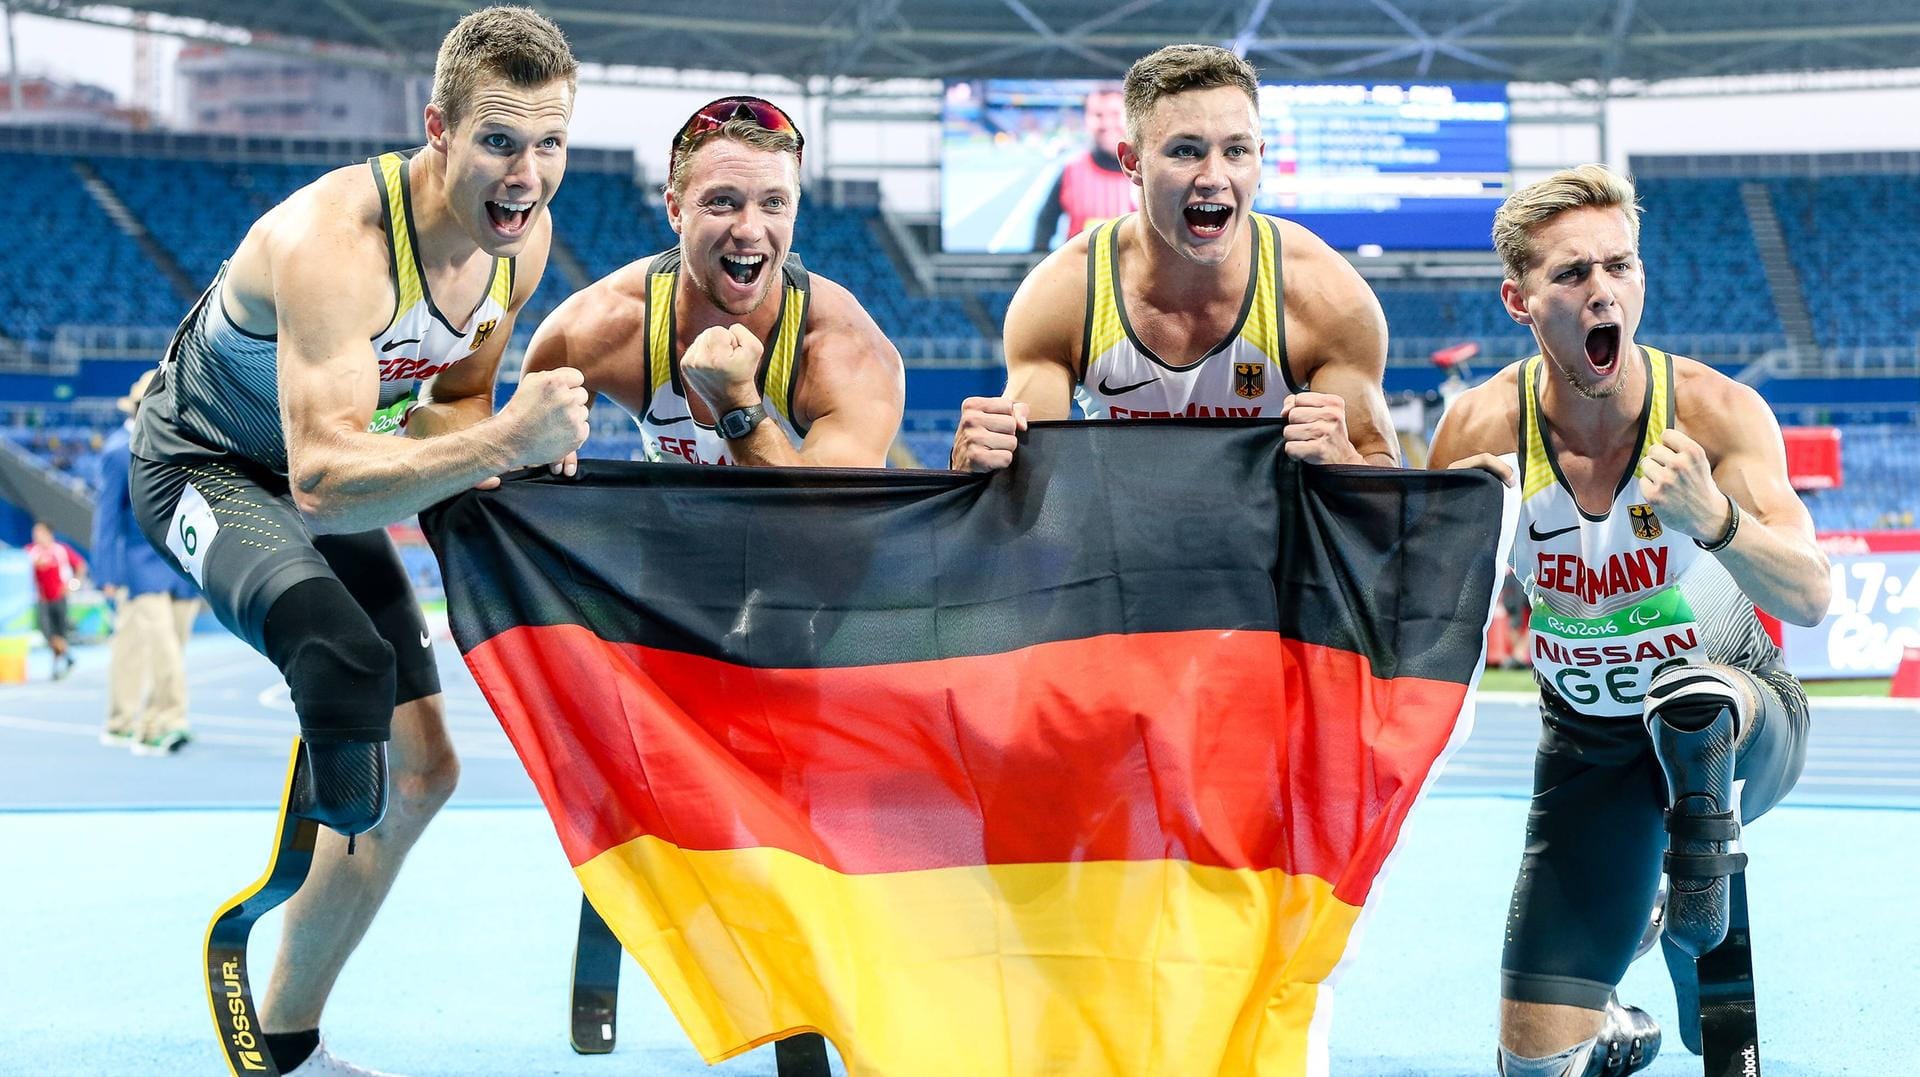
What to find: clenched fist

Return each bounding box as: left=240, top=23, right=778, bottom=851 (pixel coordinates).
left=498, top=366, right=590, bottom=473
left=1280, top=391, right=1361, bottom=465
left=681, top=323, right=764, bottom=413
left=951, top=396, right=1028, bottom=472
left=1639, top=428, right=1731, bottom=542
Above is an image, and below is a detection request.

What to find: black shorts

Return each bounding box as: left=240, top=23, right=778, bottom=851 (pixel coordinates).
left=36, top=598, right=69, bottom=643
left=127, top=449, right=440, bottom=707
left=1499, top=664, right=1809, bottom=1010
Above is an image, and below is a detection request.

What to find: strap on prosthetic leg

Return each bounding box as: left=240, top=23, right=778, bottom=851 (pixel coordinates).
left=203, top=739, right=319, bottom=1077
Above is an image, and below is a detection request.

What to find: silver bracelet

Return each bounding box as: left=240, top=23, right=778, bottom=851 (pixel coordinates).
left=1695, top=494, right=1740, bottom=552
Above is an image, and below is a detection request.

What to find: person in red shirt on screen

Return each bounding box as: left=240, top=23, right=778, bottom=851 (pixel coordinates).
left=1031, top=87, right=1137, bottom=251
left=26, top=521, right=86, bottom=680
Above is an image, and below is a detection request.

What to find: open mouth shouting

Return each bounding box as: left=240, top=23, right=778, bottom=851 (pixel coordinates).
left=1183, top=202, right=1232, bottom=239
left=485, top=198, right=535, bottom=238
left=718, top=252, right=768, bottom=293
left=1584, top=322, right=1622, bottom=379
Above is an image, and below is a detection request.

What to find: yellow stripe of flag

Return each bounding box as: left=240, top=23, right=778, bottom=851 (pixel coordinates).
left=577, top=837, right=1361, bottom=1077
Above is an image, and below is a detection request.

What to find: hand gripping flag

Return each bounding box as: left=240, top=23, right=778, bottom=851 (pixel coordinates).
left=422, top=421, right=1508, bottom=1077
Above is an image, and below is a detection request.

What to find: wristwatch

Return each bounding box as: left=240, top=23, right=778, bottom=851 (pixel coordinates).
left=716, top=402, right=767, bottom=440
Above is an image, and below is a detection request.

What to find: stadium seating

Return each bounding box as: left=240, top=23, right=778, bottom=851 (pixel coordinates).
left=1768, top=175, right=1920, bottom=350
left=0, top=153, right=188, bottom=343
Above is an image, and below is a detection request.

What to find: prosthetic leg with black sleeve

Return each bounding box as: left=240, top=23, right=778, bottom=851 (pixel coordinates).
left=1646, top=664, right=1766, bottom=1076
left=203, top=580, right=398, bottom=1076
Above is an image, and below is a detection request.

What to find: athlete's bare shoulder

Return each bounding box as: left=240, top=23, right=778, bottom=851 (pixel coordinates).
left=1669, top=351, right=1769, bottom=458
left=1004, top=227, right=1093, bottom=370
left=222, top=161, right=393, bottom=335
left=1429, top=360, right=1525, bottom=466
left=523, top=255, right=654, bottom=391
left=1266, top=215, right=1387, bottom=384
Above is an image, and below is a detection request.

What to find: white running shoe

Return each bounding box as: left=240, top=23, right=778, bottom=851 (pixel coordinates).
left=283, top=1041, right=404, bottom=1077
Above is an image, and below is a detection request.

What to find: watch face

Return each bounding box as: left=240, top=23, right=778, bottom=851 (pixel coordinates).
left=720, top=405, right=764, bottom=439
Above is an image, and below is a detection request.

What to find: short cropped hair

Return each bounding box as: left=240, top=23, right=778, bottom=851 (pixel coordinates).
left=429, top=6, right=578, bottom=130
left=668, top=119, right=802, bottom=197
left=1122, top=44, right=1259, bottom=143
left=1493, top=165, right=1642, bottom=282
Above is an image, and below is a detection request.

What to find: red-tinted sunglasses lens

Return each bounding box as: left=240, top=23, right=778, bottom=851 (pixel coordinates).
left=671, top=97, right=803, bottom=170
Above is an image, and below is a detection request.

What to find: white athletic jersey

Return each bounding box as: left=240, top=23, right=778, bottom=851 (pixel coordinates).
left=1074, top=213, right=1302, bottom=420
left=632, top=248, right=810, bottom=466
left=1514, top=347, right=1780, bottom=718
left=364, top=150, right=514, bottom=436
left=139, top=148, right=512, bottom=473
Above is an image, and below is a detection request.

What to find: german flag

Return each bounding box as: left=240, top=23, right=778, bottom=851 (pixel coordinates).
left=423, top=421, right=1507, bottom=1076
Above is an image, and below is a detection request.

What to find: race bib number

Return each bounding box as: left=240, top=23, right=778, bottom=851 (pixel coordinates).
left=165, top=483, right=219, bottom=587
left=1530, top=587, right=1704, bottom=717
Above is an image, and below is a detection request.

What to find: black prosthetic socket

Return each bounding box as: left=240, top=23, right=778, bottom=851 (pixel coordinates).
left=1647, top=669, right=1746, bottom=958
left=263, top=578, right=397, bottom=837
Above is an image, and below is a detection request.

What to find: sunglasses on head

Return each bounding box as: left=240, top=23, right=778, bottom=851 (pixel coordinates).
left=670, top=96, right=804, bottom=174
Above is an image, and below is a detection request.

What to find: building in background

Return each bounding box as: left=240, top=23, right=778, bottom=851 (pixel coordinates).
left=176, top=41, right=427, bottom=138
left=0, top=75, right=136, bottom=128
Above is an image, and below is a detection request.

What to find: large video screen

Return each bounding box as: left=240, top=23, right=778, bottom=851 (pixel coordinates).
left=941, top=79, right=1510, bottom=253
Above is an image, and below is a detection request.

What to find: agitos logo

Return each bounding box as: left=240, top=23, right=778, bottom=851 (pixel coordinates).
left=219, top=959, right=268, bottom=1070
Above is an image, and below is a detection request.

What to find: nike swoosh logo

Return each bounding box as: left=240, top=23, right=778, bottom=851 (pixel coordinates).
left=380, top=337, right=423, bottom=353
left=645, top=408, right=692, bottom=426
left=1528, top=522, right=1581, bottom=542
left=1097, top=374, right=1161, bottom=396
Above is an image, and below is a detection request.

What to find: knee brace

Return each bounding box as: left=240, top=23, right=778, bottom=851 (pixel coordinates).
left=263, top=578, right=397, bottom=836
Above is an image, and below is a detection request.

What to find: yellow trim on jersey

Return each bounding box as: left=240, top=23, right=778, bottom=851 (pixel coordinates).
left=647, top=269, right=675, bottom=393
left=1238, top=215, right=1280, bottom=356
left=1084, top=218, right=1126, bottom=371
left=1634, top=346, right=1672, bottom=479
left=1521, top=356, right=1554, bottom=500
left=762, top=283, right=806, bottom=424
left=487, top=256, right=512, bottom=309
left=375, top=153, right=425, bottom=314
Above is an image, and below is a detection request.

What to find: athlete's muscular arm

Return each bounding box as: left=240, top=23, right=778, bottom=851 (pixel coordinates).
left=273, top=199, right=587, bottom=534
left=951, top=244, right=1081, bottom=471
left=1426, top=365, right=1522, bottom=483
left=1279, top=225, right=1397, bottom=466
left=763, top=277, right=904, bottom=467
left=1643, top=373, right=1831, bottom=626
left=408, top=217, right=554, bottom=439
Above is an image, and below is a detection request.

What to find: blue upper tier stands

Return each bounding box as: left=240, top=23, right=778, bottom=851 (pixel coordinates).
left=1768, top=175, right=1920, bottom=350
left=0, top=153, right=189, bottom=342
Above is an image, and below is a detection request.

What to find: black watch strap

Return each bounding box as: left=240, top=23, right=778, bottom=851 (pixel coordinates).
left=716, top=402, right=767, bottom=440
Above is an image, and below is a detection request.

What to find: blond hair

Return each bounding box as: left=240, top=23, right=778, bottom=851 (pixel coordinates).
left=429, top=6, right=578, bottom=130
left=1493, top=165, right=1642, bottom=281
left=1122, top=44, right=1258, bottom=143
left=668, top=119, right=802, bottom=196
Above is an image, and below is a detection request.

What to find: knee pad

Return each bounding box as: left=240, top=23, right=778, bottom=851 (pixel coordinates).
left=1643, top=663, right=1746, bottom=738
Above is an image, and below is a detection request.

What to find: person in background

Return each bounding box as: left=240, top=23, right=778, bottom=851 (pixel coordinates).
left=26, top=520, right=86, bottom=680
left=92, top=370, right=201, bottom=754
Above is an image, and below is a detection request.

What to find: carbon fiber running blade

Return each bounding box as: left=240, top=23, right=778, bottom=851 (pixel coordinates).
left=570, top=895, right=622, bottom=1054
left=1697, top=872, right=1761, bottom=1076
left=205, top=739, right=319, bottom=1077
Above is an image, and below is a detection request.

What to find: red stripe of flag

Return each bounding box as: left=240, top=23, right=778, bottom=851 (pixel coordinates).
left=465, top=623, right=1467, bottom=905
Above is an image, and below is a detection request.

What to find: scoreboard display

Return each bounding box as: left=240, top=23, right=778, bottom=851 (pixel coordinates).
left=941, top=78, right=1511, bottom=254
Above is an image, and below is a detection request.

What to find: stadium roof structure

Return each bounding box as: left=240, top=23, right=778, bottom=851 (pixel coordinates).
left=18, top=0, right=1920, bottom=87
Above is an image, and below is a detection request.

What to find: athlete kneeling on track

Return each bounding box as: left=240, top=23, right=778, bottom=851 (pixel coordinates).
left=1428, top=164, right=1829, bottom=1077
